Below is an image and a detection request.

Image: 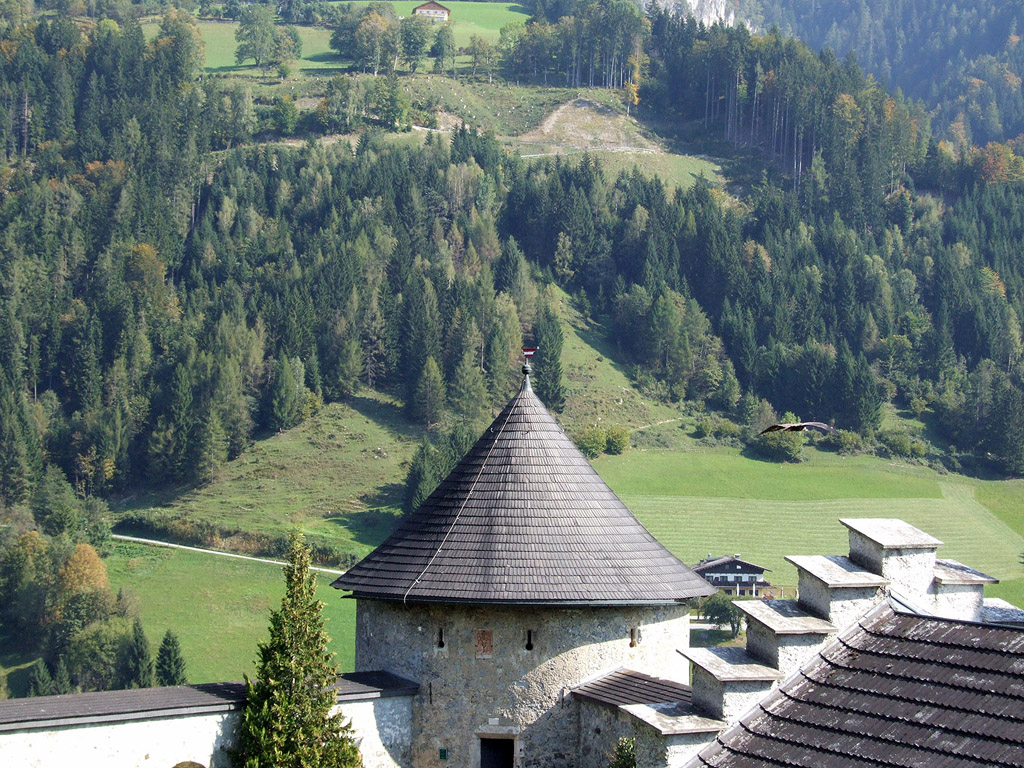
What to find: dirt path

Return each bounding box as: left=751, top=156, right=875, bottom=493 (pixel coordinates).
left=111, top=534, right=346, bottom=575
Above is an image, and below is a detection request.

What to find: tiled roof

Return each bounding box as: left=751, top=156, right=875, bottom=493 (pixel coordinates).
left=573, top=669, right=694, bottom=707
left=0, top=672, right=417, bottom=731
left=333, top=377, right=714, bottom=605
left=690, top=603, right=1024, bottom=767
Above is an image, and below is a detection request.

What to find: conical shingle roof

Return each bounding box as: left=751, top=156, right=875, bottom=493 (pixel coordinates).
left=332, top=376, right=715, bottom=605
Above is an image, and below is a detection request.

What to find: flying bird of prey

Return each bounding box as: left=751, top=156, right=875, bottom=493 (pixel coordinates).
left=759, top=421, right=835, bottom=434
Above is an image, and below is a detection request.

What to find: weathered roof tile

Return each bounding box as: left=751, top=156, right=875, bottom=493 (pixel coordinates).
left=333, top=376, right=714, bottom=605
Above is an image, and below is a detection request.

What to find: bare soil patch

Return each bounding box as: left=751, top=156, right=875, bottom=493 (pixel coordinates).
left=513, top=98, right=661, bottom=154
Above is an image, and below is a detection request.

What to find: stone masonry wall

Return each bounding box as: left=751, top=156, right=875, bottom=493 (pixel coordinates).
left=354, top=600, right=691, bottom=768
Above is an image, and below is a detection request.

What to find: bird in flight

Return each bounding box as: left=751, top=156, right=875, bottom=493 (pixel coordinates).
left=759, top=421, right=835, bottom=434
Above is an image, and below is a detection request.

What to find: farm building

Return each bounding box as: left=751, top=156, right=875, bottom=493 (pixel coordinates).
left=692, top=554, right=773, bottom=597
left=412, top=1, right=451, bottom=21
left=2, top=365, right=1023, bottom=768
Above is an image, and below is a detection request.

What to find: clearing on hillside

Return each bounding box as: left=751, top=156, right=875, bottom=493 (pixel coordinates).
left=508, top=98, right=723, bottom=188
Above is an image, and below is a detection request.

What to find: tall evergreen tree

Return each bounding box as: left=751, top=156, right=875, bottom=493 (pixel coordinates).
left=532, top=304, right=566, bottom=411
left=156, top=630, right=188, bottom=686
left=27, top=660, right=54, bottom=697
left=118, top=617, right=154, bottom=689
left=412, top=357, right=446, bottom=427
left=235, top=533, right=360, bottom=768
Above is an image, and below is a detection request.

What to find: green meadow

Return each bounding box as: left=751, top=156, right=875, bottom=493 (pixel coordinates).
left=105, top=540, right=356, bottom=683
left=145, top=4, right=530, bottom=73
left=337, top=1, right=529, bottom=47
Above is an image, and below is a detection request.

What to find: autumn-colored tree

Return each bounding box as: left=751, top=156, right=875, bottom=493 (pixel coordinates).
left=58, top=543, right=109, bottom=598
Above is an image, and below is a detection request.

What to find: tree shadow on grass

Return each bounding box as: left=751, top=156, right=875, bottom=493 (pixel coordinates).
left=574, top=320, right=633, bottom=380
left=347, top=394, right=423, bottom=440
left=324, top=509, right=402, bottom=550
left=0, top=640, right=40, bottom=697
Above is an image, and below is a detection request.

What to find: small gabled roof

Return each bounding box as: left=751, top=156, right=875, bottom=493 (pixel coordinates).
left=690, top=603, right=1024, bottom=767
left=693, top=555, right=770, bottom=573
left=333, top=376, right=714, bottom=605
left=413, top=1, right=450, bottom=12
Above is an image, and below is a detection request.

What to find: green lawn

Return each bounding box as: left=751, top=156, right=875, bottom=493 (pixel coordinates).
left=338, top=1, right=529, bottom=47
left=142, top=20, right=336, bottom=72
left=105, top=540, right=356, bottom=683
left=112, top=391, right=421, bottom=565
left=160, top=4, right=529, bottom=74
left=596, top=450, right=1024, bottom=596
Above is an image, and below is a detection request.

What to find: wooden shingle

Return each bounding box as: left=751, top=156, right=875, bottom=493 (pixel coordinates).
left=333, top=377, right=715, bottom=605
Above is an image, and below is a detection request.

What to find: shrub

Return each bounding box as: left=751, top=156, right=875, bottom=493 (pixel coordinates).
left=576, top=426, right=606, bottom=459
left=605, top=425, right=630, bottom=455
left=878, top=428, right=914, bottom=457
left=751, top=431, right=803, bottom=462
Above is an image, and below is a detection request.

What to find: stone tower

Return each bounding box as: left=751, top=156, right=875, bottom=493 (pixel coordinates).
left=333, top=371, right=714, bottom=768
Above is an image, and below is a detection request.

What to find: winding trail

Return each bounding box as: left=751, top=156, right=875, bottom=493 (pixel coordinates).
left=111, top=533, right=347, bottom=575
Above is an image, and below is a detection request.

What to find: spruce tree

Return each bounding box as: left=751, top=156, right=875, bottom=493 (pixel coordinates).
left=156, top=630, right=188, bottom=686
left=533, top=304, right=566, bottom=411
left=450, top=347, right=489, bottom=425
left=236, top=533, right=360, bottom=768
left=27, top=661, right=54, bottom=697
left=412, top=357, right=446, bottom=427
left=119, top=618, right=154, bottom=689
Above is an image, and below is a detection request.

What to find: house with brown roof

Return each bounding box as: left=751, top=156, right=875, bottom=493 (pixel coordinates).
left=692, top=554, right=773, bottom=597
left=412, top=1, right=450, bottom=22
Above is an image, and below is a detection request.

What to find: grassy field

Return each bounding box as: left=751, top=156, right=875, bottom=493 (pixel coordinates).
left=339, top=1, right=529, bottom=48
left=112, top=391, right=422, bottom=565
left=597, top=449, right=1024, bottom=597
left=105, top=540, right=356, bottom=683
left=150, top=3, right=529, bottom=74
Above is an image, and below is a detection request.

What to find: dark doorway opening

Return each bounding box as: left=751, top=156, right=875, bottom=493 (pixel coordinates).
left=480, top=737, right=515, bottom=768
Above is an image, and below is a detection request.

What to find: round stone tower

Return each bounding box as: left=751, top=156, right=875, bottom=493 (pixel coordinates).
left=333, top=370, right=714, bottom=768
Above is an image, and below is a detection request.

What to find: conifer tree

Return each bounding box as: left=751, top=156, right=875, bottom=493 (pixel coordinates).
left=27, top=661, right=54, bottom=697
left=156, top=630, right=188, bottom=686
left=52, top=657, right=74, bottom=694
left=412, top=357, right=446, bottom=427
left=532, top=304, right=566, bottom=411
left=235, top=533, right=360, bottom=768
left=119, top=617, right=154, bottom=689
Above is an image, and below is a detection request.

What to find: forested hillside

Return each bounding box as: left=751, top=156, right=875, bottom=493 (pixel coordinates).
left=3, top=2, right=1024, bottom=695
left=743, top=0, right=1024, bottom=146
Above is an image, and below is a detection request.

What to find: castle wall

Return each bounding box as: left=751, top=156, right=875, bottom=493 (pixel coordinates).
left=355, top=600, right=691, bottom=768
left=0, top=710, right=239, bottom=768
left=0, top=696, right=412, bottom=768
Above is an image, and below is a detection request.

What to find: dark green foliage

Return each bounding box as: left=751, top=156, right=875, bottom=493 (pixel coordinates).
left=27, top=661, right=54, bottom=698
left=118, top=618, right=154, bottom=689
left=607, top=736, right=636, bottom=768
left=235, top=533, right=360, bottom=768
left=751, top=431, right=804, bottom=463
left=575, top=426, right=606, bottom=459
left=605, top=425, right=630, bottom=455
left=156, top=630, right=188, bottom=687
left=267, top=358, right=305, bottom=432
left=532, top=304, right=566, bottom=411
left=31, top=466, right=80, bottom=537
left=698, top=591, right=742, bottom=637
left=412, top=357, right=446, bottom=427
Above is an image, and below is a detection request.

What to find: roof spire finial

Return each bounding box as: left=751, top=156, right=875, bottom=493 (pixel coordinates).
left=522, top=347, right=536, bottom=379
